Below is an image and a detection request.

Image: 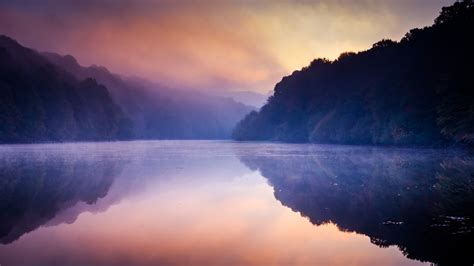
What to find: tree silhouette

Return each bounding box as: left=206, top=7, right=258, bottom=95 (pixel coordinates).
left=233, top=0, right=474, bottom=146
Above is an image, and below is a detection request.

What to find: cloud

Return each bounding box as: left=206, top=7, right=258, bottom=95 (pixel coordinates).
left=0, top=0, right=453, bottom=92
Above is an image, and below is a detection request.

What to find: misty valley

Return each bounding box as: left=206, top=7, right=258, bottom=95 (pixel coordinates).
left=0, top=1, right=473, bottom=147
left=0, top=1, right=473, bottom=265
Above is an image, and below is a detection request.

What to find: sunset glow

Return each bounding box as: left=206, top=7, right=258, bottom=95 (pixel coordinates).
left=0, top=1, right=472, bottom=265
left=0, top=0, right=451, bottom=92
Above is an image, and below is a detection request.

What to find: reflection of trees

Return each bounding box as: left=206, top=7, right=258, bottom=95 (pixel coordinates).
left=238, top=147, right=474, bottom=265
left=0, top=154, right=123, bottom=244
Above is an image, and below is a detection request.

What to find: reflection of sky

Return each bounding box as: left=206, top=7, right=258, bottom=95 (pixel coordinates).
left=0, top=0, right=452, bottom=92
left=0, top=141, right=422, bottom=265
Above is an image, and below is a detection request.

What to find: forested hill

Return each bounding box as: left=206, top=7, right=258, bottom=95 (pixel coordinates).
left=233, top=0, right=474, bottom=146
left=0, top=34, right=253, bottom=143
left=0, top=36, right=130, bottom=143
left=43, top=53, right=254, bottom=140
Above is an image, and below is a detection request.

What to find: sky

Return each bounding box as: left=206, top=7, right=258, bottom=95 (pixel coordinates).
left=0, top=0, right=453, bottom=93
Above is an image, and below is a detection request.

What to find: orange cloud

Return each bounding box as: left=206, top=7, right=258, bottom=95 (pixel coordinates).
left=0, top=0, right=452, bottom=92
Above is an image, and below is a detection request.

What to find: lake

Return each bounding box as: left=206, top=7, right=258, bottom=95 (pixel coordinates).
left=0, top=141, right=472, bottom=265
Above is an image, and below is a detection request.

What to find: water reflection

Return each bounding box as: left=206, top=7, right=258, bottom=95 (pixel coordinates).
left=0, top=141, right=472, bottom=265
left=237, top=145, right=474, bottom=265
left=0, top=145, right=123, bottom=244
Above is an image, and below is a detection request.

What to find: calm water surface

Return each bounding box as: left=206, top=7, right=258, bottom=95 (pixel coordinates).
left=0, top=141, right=472, bottom=265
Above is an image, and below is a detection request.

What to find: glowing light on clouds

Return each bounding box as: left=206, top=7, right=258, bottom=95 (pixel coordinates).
left=0, top=0, right=452, bottom=92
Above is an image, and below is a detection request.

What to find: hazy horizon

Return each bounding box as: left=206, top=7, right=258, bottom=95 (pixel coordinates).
left=0, top=1, right=473, bottom=264
left=0, top=0, right=452, bottom=93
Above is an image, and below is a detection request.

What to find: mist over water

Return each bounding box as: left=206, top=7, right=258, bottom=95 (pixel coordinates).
left=0, top=141, right=472, bottom=265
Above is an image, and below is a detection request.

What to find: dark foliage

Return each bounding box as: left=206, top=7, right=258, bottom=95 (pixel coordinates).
left=233, top=0, right=474, bottom=146
left=0, top=36, right=130, bottom=143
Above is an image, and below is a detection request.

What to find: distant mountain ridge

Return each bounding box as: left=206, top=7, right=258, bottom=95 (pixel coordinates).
left=43, top=52, right=254, bottom=140
left=233, top=0, right=474, bottom=146
left=0, top=35, right=129, bottom=143
left=207, top=90, right=270, bottom=108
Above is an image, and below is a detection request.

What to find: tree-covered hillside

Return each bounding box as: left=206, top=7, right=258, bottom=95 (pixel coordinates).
left=0, top=36, right=129, bottom=143
left=44, top=53, right=254, bottom=139
left=233, top=0, right=474, bottom=146
left=0, top=35, right=253, bottom=143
